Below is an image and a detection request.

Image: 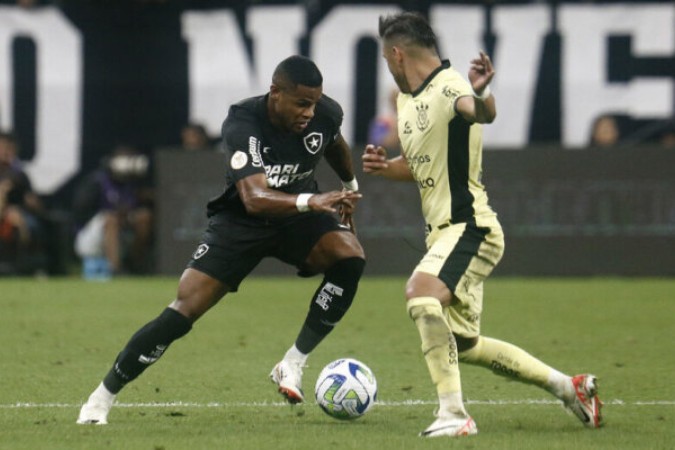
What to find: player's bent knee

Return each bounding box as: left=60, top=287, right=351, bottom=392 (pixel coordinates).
left=327, top=256, right=366, bottom=278
left=454, top=333, right=479, bottom=352
left=458, top=335, right=483, bottom=362
left=173, top=268, right=229, bottom=321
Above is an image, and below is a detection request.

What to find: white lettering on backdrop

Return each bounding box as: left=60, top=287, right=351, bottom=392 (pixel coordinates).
left=0, top=6, right=81, bottom=193
left=483, top=4, right=551, bottom=147
left=184, top=3, right=673, bottom=149
left=559, top=4, right=674, bottom=147
left=0, top=3, right=673, bottom=194
left=181, top=11, right=254, bottom=136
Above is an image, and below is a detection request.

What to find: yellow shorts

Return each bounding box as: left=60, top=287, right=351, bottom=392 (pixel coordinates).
left=414, top=215, right=504, bottom=337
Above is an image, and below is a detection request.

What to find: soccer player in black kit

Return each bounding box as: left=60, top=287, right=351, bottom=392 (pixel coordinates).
left=77, top=55, right=365, bottom=424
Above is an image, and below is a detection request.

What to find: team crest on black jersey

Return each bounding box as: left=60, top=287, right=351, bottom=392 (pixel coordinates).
left=303, top=132, right=323, bottom=154
left=193, top=243, right=209, bottom=259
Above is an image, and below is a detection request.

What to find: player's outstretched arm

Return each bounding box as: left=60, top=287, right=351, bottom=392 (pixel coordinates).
left=362, top=144, right=414, bottom=181
left=236, top=174, right=361, bottom=217
left=457, top=50, right=497, bottom=124
left=324, top=134, right=358, bottom=187
left=324, top=133, right=361, bottom=233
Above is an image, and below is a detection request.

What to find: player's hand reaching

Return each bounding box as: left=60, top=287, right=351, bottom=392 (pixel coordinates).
left=308, top=190, right=362, bottom=215
left=362, top=144, right=414, bottom=182
left=362, top=145, right=389, bottom=175
left=468, top=50, right=495, bottom=97
left=338, top=194, right=359, bottom=235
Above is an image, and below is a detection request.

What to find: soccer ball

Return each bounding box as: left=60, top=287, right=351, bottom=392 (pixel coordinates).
left=314, top=358, right=377, bottom=420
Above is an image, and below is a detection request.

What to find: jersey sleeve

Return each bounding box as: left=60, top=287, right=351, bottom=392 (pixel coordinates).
left=441, top=70, right=473, bottom=119
left=318, top=94, right=344, bottom=145
left=221, top=106, right=266, bottom=183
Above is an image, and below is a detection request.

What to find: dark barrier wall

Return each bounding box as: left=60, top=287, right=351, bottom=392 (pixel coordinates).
left=156, top=147, right=675, bottom=277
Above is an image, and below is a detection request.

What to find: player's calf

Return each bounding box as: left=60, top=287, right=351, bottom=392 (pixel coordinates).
left=104, top=307, right=192, bottom=394
left=301, top=257, right=365, bottom=341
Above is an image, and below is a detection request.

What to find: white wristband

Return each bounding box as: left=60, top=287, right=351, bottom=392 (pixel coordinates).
left=341, top=178, right=359, bottom=191
left=296, top=193, right=313, bottom=212
left=473, top=85, right=491, bottom=101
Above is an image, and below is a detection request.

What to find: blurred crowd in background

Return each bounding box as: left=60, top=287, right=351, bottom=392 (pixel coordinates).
left=0, top=122, right=217, bottom=278
left=0, top=0, right=673, bottom=278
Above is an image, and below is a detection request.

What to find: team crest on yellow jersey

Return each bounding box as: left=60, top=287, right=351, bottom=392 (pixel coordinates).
left=415, top=102, right=430, bottom=131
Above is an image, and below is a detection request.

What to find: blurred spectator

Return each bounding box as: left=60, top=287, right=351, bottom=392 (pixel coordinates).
left=589, top=114, right=621, bottom=148
left=0, top=131, right=45, bottom=275
left=368, top=87, right=400, bottom=152
left=658, top=121, right=675, bottom=149
left=72, top=145, right=154, bottom=279
left=16, top=0, right=37, bottom=8
left=179, top=122, right=213, bottom=152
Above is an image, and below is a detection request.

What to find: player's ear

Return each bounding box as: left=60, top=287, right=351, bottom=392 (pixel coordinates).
left=270, top=83, right=282, bottom=100
left=392, top=46, right=404, bottom=64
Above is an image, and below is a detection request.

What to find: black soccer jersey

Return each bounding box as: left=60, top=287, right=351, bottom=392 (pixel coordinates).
left=206, top=93, right=344, bottom=218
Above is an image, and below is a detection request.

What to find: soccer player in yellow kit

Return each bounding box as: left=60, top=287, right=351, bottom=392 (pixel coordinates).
left=362, top=12, right=602, bottom=437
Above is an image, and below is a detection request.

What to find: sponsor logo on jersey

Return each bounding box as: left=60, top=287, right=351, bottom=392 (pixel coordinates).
left=248, top=136, right=263, bottom=167
left=230, top=151, right=248, bottom=170
left=417, top=177, right=435, bottom=189
left=402, top=121, right=412, bottom=134
left=441, top=85, right=461, bottom=103
left=265, top=163, right=313, bottom=188
left=409, top=154, right=431, bottom=168
left=193, top=243, right=209, bottom=259
left=303, top=132, right=323, bottom=154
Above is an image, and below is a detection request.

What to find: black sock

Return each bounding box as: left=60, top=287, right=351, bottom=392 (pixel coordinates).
left=103, top=307, right=192, bottom=394
left=295, top=257, right=365, bottom=353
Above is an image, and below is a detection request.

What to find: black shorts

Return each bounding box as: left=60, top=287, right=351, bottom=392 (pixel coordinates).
left=186, top=212, right=349, bottom=291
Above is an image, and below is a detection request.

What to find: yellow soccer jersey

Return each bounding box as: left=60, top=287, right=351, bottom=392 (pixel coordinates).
left=397, top=60, right=496, bottom=229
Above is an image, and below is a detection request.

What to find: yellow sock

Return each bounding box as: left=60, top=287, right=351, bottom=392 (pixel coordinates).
left=407, top=297, right=463, bottom=411
left=459, top=336, right=558, bottom=391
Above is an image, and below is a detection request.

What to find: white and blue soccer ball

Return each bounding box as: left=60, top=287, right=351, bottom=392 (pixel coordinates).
left=314, top=358, right=378, bottom=420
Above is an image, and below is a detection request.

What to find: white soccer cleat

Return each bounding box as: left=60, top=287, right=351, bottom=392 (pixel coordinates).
left=76, top=399, right=113, bottom=425
left=76, top=385, right=115, bottom=425
left=420, top=415, right=478, bottom=437
left=565, top=374, right=603, bottom=428
left=269, top=360, right=305, bottom=404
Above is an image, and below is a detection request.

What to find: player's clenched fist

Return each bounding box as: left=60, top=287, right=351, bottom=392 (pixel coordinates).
left=362, top=144, right=389, bottom=175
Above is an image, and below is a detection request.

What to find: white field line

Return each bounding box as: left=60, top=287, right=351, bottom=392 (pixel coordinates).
left=1, top=399, right=674, bottom=409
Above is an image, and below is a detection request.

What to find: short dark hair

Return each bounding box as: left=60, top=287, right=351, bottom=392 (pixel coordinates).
left=272, top=55, right=323, bottom=90
left=378, top=12, right=438, bottom=50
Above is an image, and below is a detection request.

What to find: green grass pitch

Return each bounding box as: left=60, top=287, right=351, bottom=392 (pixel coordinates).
left=0, top=276, right=673, bottom=449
